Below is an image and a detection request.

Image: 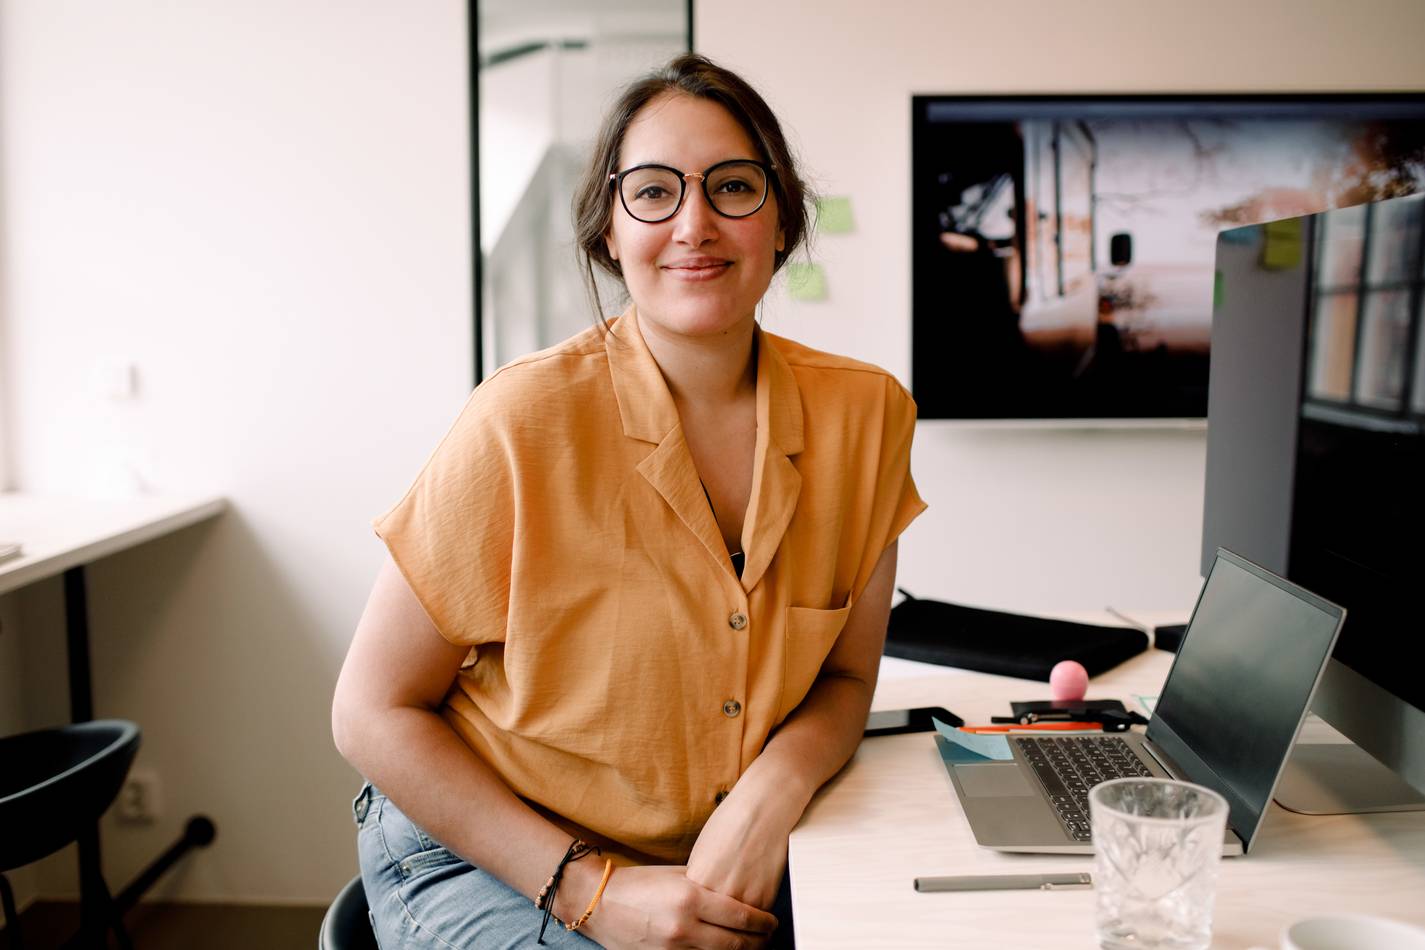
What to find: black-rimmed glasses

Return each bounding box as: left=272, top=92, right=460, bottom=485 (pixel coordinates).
left=609, top=160, right=773, bottom=223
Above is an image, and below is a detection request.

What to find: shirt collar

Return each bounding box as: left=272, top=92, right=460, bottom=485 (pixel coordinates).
left=605, top=305, right=804, bottom=458
left=608, top=306, right=805, bottom=591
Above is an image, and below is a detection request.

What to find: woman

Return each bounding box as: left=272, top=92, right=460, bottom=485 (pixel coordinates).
left=332, top=53, right=924, bottom=950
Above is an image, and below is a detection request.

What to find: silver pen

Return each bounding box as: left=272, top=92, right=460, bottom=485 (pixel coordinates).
left=913, top=872, right=1092, bottom=892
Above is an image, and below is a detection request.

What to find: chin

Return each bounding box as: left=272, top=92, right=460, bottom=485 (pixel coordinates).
left=641, top=295, right=756, bottom=339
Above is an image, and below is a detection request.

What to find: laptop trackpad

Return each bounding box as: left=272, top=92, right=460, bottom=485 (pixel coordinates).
left=956, top=764, right=1037, bottom=797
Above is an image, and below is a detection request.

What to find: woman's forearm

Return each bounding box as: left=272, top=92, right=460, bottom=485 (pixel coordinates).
left=682, top=669, right=875, bottom=910
left=334, top=701, right=603, bottom=922
left=736, top=670, right=875, bottom=821
left=729, top=543, right=899, bottom=827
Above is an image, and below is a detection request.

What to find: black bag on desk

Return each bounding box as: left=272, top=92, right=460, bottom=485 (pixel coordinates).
left=884, top=590, right=1148, bottom=681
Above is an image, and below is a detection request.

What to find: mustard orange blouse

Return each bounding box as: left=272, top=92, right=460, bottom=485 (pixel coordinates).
left=374, top=308, right=925, bottom=862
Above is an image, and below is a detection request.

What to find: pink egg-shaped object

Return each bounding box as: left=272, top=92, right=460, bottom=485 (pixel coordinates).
left=1049, top=660, right=1089, bottom=704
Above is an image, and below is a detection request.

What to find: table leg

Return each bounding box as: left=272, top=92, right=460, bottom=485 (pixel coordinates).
left=62, top=567, right=94, bottom=723
left=61, top=567, right=103, bottom=929
left=57, top=564, right=217, bottom=935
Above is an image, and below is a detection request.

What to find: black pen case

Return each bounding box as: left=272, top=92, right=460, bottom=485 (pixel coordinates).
left=884, top=591, right=1148, bottom=681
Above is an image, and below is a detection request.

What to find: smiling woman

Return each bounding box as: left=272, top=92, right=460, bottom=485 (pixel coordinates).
left=572, top=57, right=811, bottom=334
left=333, top=54, right=925, bottom=950
left=601, top=95, right=783, bottom=343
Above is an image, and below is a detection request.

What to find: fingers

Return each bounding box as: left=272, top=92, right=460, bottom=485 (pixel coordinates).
left=694, top=886, right=779, bottom=936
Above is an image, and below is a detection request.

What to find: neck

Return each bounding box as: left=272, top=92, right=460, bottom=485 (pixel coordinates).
left=638, top=311, right=758, bottom=407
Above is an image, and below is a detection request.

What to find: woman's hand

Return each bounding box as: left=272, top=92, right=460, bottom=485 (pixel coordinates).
left=575, top=864, right=777, bottom=950
left=684, top=774, right=802, bottom=912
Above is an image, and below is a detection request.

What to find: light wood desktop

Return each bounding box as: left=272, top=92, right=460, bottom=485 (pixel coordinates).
left=0, top=493, right=226, bottom=599
left=789, top=634, right=1425, bottom=949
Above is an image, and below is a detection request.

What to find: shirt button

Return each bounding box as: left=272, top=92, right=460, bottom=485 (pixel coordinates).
left=722, top=699, right=742, bottom=718
left=728, top=611, right=748, bottom=630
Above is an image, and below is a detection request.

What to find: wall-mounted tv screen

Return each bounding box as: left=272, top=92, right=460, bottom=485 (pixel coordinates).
left=911, top=95, right=1425, bottom=421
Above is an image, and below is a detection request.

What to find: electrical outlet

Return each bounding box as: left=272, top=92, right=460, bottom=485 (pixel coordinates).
left=115, top=767, right=162, bottom=824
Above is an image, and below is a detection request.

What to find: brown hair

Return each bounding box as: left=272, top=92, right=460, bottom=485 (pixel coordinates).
left=571, top=53, right=814, bottom=323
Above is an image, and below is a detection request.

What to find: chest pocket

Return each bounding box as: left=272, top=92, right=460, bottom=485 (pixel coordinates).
left=779, top=603, right=853, bottom=723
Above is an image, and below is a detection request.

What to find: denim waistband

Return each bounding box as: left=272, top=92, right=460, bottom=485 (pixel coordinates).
left=352, top=781, right=383, bottom=826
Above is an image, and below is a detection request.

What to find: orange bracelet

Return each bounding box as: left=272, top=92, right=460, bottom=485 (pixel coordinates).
left=566, top=858, right=615, bottom=933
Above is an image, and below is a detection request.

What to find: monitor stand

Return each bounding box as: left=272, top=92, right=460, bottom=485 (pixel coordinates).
left=1274, top=742, right=1425, bottom=815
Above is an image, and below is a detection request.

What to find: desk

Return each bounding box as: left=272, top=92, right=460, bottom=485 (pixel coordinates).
left=1, top=492, right=226, bottom=720
left=789, top=647, right=1425, bottom=949
left=0, top=492, right=226, bottom=920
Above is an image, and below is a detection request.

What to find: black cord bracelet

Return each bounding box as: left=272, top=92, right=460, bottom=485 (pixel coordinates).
left=536, top=838, right=600, bottom=944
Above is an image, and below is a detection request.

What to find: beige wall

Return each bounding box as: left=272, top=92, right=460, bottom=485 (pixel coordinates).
left=0, top=0, right=471, bottom=905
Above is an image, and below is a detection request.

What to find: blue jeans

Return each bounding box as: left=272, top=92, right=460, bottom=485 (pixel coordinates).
left=354, top=784, right=601, bottom=949
left=353, top=784, right=795, bottom=949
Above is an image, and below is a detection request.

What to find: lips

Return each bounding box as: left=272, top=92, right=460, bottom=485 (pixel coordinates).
left=662, top=258, right=733, bottom=281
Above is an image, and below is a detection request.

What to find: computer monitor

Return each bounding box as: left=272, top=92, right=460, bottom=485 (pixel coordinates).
left=1201, top=194, right=1425, bottom=813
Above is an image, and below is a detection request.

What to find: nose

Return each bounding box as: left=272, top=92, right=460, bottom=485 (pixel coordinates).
left=670, top=177, right=718, bottom=247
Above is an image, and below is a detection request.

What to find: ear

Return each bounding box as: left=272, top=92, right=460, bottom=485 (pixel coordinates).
left=775, top=227, right=785, bottom=254
left=604, top=228, right=620, bottom=262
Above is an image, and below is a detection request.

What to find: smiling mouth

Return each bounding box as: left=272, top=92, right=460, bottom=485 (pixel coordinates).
left=663, top=261, right=732, bottom=280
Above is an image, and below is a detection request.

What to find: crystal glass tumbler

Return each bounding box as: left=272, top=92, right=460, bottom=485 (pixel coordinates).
left=1090, top=777, right=1229, bottom=950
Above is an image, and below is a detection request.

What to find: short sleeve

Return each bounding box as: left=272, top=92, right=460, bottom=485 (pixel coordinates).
left=372, top=385, right=515, bottom=648
left=850, top=377, right=927, bottom=603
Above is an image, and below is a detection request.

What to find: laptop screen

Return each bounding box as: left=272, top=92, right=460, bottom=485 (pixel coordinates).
left=1146, top=549, right=1344, bottom=850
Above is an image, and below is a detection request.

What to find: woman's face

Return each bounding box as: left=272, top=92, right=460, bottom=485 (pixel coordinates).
left=605, top=93, right=783, bottom=341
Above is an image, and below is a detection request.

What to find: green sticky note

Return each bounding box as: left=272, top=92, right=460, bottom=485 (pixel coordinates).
left=1261, top=218, right=1303, bottom=270
left=816, top=196, right=855, bottom=234
left=785, top=262, right=828, bottom=301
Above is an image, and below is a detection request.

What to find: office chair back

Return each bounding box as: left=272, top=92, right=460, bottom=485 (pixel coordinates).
left=0, top=720, right=140, bottom=871
left=318, top=875, right=377, bottom=950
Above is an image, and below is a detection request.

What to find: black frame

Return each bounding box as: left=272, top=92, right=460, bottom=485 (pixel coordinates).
left=610, top=159, right=773, bottom=223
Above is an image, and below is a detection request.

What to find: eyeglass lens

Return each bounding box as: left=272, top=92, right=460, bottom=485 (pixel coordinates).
left=620, top=162, right=767, bottom=222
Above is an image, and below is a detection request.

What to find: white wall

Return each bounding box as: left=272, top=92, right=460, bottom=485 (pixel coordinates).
left=699, top=0, right=1425, bottom=617
left=0, top=0, right=471, bottom=904
left=1, top=0, right=1423, bottom=911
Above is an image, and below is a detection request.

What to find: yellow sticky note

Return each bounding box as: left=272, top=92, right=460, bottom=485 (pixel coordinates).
left=1261, top=218, right=1303, bottom=271
left=816, top=196, right=855, bottom=234
left=785, top=262, right=828, bottom=301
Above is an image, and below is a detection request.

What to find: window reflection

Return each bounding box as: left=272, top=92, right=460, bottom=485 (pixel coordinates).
left=1307, top=292, right=1358, bottom=402
left=1354, top=290, right=1412, bottom=409
left=1366, top=194, right=1424, bottom=285
left=1305, top=196, right=1425, bottom=421
left=1316, top=203, right=1366, bottom=289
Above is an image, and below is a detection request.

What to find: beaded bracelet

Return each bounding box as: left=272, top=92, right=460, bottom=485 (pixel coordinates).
left=566, top=859, right=615, bottom=933
left=536, top=838, right=599, bottom=945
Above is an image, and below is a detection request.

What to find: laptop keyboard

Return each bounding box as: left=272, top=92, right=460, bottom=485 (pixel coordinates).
left=1012, top=736, right=1154, bottom=842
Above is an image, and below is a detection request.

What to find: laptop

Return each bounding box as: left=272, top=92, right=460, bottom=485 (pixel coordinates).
left=942, top=548, right=1345, bottom=855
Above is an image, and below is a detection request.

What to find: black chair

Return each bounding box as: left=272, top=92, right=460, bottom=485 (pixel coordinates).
left=0, top=720, right=141, bottom=950
left=318, top=875, right=378, bottom=950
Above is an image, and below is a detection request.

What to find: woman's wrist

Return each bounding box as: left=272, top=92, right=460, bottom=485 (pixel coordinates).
left=550, top=853, right=600, bottom=925
left=738, top=753, right=817, bottom=823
